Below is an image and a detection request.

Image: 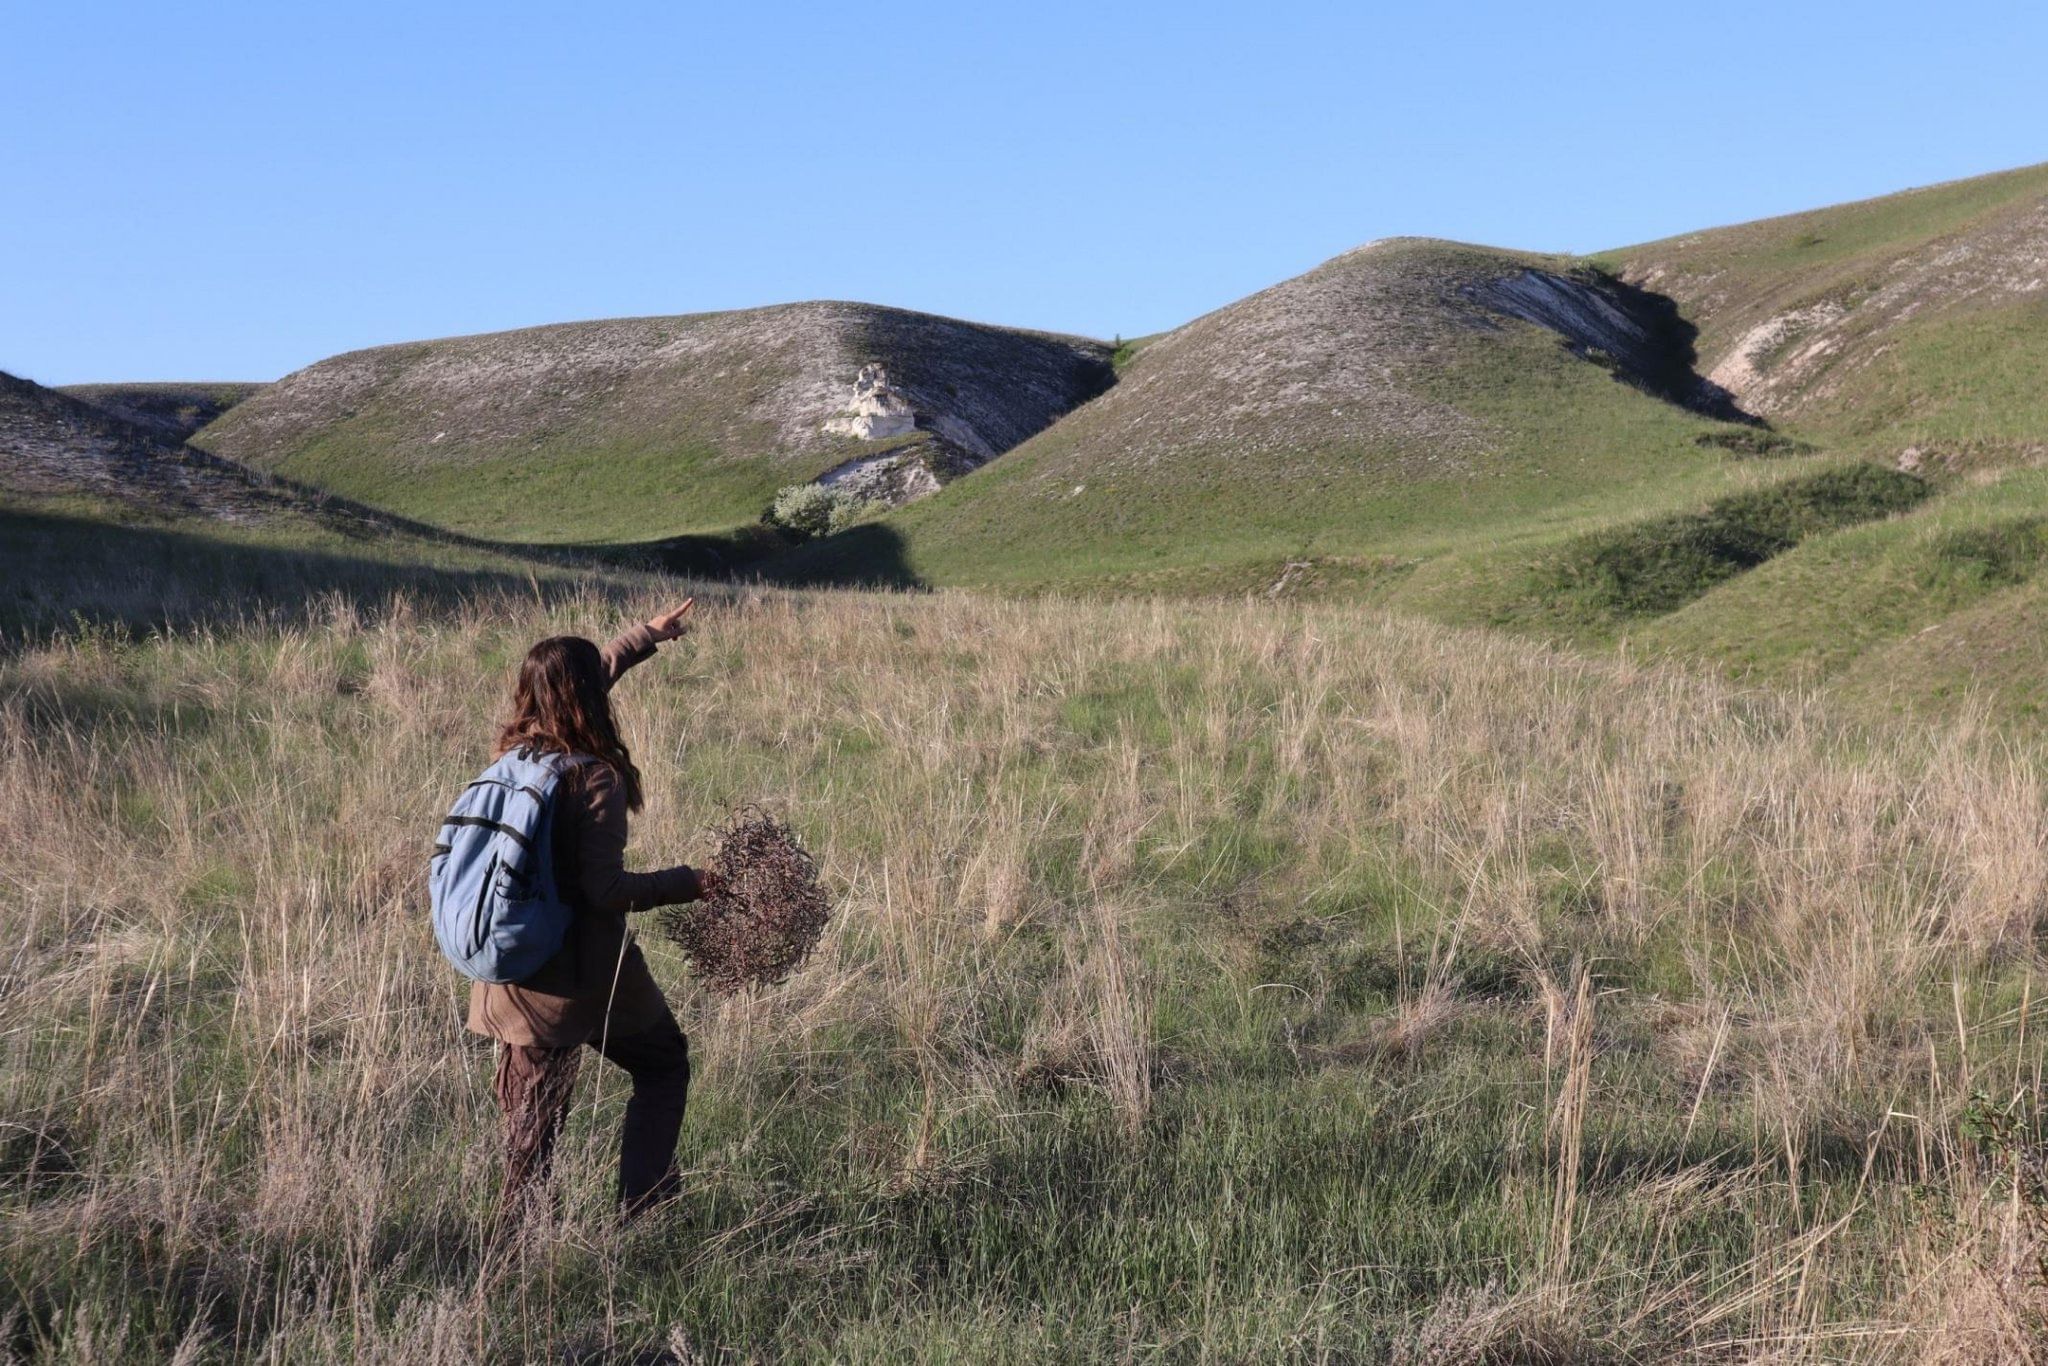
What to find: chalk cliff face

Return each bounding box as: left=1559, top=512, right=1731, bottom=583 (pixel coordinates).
left=195, top=303, right=1113, bottom=538
left=812, top=364, right=1033, bottom=505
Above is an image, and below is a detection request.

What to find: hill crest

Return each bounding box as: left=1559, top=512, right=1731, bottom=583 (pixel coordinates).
left=196, top=301, right=1114, bottom=542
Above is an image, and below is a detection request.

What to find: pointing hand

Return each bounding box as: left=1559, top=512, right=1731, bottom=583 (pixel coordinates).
left=646, top=599, right=696, bottom=642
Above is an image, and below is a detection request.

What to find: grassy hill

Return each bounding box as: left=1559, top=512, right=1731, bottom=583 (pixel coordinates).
left=1541, top=164, right=2048, bottom=705
left=50, top=163, right=2048, bottom=723
left=770, top=166, right=2048, bottom=726
left=194, top=303, right=1113, bottom=545
left=776, top=238, right=1788, bottom=591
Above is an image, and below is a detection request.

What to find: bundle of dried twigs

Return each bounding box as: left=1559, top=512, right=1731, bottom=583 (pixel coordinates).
left=658, top=807, right=830, bottom=995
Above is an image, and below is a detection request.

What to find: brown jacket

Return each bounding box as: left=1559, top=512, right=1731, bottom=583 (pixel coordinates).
left=466, top=624, right=702, bottom=1048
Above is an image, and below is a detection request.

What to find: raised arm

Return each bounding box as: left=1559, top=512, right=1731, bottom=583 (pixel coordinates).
left=598, top=598, right=695, bottom=691
left=574, top=764, right=703, bottom=913
left=598, top=622, right=662, bottom=689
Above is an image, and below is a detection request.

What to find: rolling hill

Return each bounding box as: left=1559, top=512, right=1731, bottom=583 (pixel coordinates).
left=35, top=161, right=2048, bottom=721
left=194, top=303, right=1114, bottom=545
left=768, top=162, right=2048, bottom=722
left=1572, top=163, right=2048, bottom=710
left=777, top=238, right=1778, bottom=591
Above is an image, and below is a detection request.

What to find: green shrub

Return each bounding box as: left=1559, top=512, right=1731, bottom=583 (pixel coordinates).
left=826, top=491, right=877, bottom=535
left=1691, top=429, right=1819, bottom=459
left=1925, top=518, right=2048, bottom=590
left=1550, top=464, right=1928, bottom=618
left=766, top=484, right=877, bottom=541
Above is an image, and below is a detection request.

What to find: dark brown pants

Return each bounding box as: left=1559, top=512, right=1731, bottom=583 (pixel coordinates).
left=492, top=1012, right=691, bottom=1226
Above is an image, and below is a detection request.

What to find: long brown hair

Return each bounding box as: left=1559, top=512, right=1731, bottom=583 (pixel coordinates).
left=495, top=636, right=644, bottom=811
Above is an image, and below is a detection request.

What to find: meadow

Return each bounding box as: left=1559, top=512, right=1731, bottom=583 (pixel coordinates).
left=3, top=573, right=2046, bottom=1362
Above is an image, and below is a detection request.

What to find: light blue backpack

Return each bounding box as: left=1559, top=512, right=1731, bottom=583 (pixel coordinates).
left=429, top=748, right=588, bottom=984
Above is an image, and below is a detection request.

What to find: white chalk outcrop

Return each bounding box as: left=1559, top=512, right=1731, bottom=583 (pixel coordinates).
left=816, top=448, right=943, bottom=503
left=1706, top=302, right=1849, bottom=408
left=823, top=365, right=917, bottom=440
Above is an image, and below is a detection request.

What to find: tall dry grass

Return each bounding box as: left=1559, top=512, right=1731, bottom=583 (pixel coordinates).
left=1, top=584, right=2045, bottom=1360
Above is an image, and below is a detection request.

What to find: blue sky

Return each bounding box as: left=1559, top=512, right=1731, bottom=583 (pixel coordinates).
left=5, top=1, right=2045, bottom=385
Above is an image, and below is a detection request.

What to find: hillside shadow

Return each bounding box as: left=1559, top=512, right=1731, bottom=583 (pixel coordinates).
left=543, top=524, right=792, bottom=578
left=2, top=501, right=930, bottom=649
left=753, top=523, right=926, bottom=590
left=1596, top=273, right=1757, bottom=424
left=0, top=508, right=618, bottom=644
left=1470, top=269, right=1760, bottom=426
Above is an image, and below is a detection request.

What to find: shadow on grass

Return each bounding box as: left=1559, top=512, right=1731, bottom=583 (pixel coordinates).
left=0, top=507, right=618, bottom=644
left=556, top=524, right=792, bottom=578
left=750, top=523, right=925, bottom=591
left=2, top=503, right=929, bottom=650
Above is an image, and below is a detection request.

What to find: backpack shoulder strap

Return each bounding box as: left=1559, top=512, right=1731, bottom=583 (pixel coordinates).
left=503, top=748, right=597, bottom=776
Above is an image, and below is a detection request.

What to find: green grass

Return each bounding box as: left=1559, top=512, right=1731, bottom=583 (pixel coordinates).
left=1630, top=466, right=2048, bottom=695
left=1108, top=333, right=1160, bottom=375
left=1814, top=295, right=2048, bottom=456
left=269, top=427, right=792, bottom=544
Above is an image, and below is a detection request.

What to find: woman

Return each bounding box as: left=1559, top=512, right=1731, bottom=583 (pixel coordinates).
left=468, top=598, right=714, bottom=1228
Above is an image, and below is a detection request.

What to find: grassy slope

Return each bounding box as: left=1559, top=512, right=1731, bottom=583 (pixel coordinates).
left=1630, top=467, right=2048, bottom=709
left=1606, top=161, right=2048, bottom=350
left=1566, top=165, right=2048, bottom=707
left=1606, top=160, right=2048, bottom=451
left=271, top=420, right=776, bottom=546
left=778, top=166, right=2048, bottom=728
left=194, top=323, right=803, bottom=544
